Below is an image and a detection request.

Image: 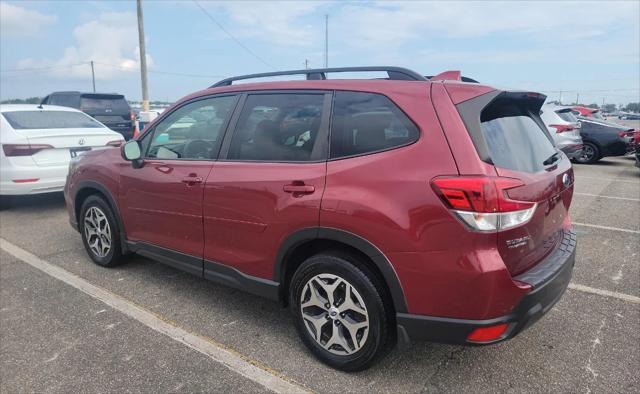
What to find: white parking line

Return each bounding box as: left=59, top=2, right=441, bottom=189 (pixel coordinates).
left=574, top=192, right=640, bottom=202
left=0, top=238, right=309, bottom=394
left=568, top=283, right=640, bottom=304
left=573, top=222, right=640, bottom=234
left=575, top=175, right=639, bottom=185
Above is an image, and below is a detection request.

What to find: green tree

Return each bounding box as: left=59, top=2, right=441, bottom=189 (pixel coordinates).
left=602, top=104, right=616, bottom=113
left=624, top=102, right=640, bottom=113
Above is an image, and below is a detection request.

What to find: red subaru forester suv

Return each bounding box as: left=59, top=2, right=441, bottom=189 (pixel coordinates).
left=65, top=67, right=576, bottom=371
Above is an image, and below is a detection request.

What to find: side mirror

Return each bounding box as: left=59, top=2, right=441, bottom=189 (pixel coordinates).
left=122, top=140, right=141, bottom=161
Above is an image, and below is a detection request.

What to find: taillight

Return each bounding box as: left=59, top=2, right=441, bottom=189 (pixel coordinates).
left=550, top=124, right=574, bottom=133
left=106, top=140, right=123, bottom=147
left=2, top=144, right=53, bottom=157
left=130, top=110, right=136, bottom=122
left=431, top=176, right=537, bottom=232
left=618, top=131, right=633, bottom=138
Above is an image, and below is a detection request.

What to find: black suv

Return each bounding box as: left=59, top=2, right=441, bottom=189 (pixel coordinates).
left=41, top=92, right=135, bottom=140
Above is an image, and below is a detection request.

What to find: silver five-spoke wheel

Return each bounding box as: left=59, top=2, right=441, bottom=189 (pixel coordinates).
left=300, top=273, right=369, bottom=355
left=84, top=206, right=112, bottom=258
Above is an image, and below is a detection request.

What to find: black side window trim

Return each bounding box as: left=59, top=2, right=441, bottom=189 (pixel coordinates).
left=326, top=89, right=421, bottom=161
left=140, top=93, right=241, bottom=161
left=217, top=91, right=332, bottom=163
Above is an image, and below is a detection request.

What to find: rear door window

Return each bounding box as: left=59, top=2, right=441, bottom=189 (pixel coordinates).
left=227, top=93, right=325, bottom=162
left=556, top=109, right=578, bottom=123
left=2, top=111, right=103, bottom=129
left=329, top=91, right=418, bottom=159
left=480, top=98, right=556, bottom=173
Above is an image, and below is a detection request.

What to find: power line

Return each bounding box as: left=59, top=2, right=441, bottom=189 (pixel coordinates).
left=191, top=0, right=276, bottom=70
left=93, top=61, right=226, bottom=78
left=0, top=63, right=88, bottom=73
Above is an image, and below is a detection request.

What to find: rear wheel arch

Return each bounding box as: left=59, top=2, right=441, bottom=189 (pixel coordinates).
left=275, top=227, right=408, bottom=314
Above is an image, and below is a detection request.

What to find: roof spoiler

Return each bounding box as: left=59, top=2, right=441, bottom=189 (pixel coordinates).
left=426, top=70, right=479, bottom=83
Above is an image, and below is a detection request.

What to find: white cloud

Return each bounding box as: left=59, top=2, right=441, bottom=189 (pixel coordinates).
left=15, top=11, right=152, bottom=80
left=204, top=1, right=327, bottom=47
left=0, top=2, right=56, bottom=37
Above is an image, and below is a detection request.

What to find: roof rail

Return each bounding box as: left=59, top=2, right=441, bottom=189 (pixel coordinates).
left=210, top=66, right=428, bottom=88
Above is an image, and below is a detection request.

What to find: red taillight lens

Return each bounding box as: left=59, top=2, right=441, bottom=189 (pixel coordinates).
left=431, top=176, right=537, bottom=232
left=2, top=144, right=53, bottom=157
left=106, top=140, right=123, bottom=147
left=467, top=323, right=509, bottom=343
left=550, top=124, right=574, bottom=134
left=130, top=110, right=136, bottom=122
left=618, top=131, right=633, bottom=138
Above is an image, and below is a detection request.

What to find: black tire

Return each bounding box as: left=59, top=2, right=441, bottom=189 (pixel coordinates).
left=0, top=195, right=12, bottom=210
left=289, top=253, right=393, bottom=371
left=575, top=142, right=600, bottom=164
left=79, top=195, right=125, bottom=267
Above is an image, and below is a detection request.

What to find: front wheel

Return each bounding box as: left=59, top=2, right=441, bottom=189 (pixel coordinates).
left=574, top=142, right=600, bottom=164
left=79, top=195, right=125, bottom=267
left=289, top=254, right=393, bottom=371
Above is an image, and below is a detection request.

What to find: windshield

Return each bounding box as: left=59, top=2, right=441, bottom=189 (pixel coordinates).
left=2, top=111, right=104, bottom=129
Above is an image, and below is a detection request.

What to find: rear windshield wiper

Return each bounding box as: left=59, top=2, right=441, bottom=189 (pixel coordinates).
left=543, top=151, right=561, bottom=166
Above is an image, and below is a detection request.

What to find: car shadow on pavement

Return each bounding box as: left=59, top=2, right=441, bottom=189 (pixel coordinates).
left=2, top=192, right=66, bottom=212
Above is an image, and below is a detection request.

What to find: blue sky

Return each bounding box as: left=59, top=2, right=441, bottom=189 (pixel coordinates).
left=1, top=0, right=639, bottom=105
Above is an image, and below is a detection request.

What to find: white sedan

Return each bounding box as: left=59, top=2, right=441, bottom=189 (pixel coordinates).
left=0, top=104, right=124, bottom=198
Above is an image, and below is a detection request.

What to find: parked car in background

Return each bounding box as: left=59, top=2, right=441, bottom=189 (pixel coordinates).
left=1, top=104, right=124, bottom=207
left=574, top=116, right=636, bottom=164
left=65, top=66, right=576, bottom=371
left=572, top=106, right=606, bottom=120
left=619, top=112, right=640, bottom=120
left=540, top=103, right=583, bottom=159
left=41, top=92, right=136, bottom=140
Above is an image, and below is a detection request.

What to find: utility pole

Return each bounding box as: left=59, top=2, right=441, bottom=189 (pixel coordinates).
left=304, top=59, right=309, bottom=69
left=558, top=90, right=562, bottom=104
left=576, top=92, right=579, bottom=105
left=602, top=97, right=605, bottom=108
left=90, top=61, right=96, bottom=92
left=324, top=14, right=328, bottom=68
left=137, top=0, right=149, bottom=112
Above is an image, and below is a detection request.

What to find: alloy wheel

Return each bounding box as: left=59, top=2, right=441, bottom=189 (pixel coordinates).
left=579, top=144, right=595, bottom=162
left=300, top=273, right=369, bottom=355
left=83, top=206, right=112, bottom=258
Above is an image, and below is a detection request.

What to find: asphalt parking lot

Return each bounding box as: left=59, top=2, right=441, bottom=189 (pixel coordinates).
left=1, top=155, right=639, bottom=392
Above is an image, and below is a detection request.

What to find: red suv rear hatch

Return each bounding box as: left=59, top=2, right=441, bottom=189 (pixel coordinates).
left=449, top=90, right=574, bottom=275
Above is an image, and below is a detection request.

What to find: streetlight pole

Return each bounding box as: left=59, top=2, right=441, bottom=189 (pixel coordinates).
left=137, top=0, right=150, bottom=112
left=324, top=14, right=328, bottom=68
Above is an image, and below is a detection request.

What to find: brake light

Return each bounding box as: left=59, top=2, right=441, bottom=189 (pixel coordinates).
left=431, top=176, right=537, bottom=232
left=130, top=110, right=136, bottom=122
left=618, top=131, right=633, bottom=138
left=2, top=144, right=53, bottom=157
left=467, top=323, right=509, bottom=343
left=106, top=140, right=123, bottom=147
left=550, top=124, right=574, bottom=133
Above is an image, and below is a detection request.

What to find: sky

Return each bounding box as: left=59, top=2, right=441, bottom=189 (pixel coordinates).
left=1, top=0, right=639, bottom=105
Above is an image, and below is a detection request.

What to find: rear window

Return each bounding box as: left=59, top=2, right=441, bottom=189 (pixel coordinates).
left=49, top=94, right=80, bottom=108
left=556, top=109, right=578, bottom=123
left=480, top=98, right=556, bottom=173
left=330, top=91, right=418, bottom=159
left=80, top=95, right=129, bottom=112
left=2, top=111, right=103, bottom=130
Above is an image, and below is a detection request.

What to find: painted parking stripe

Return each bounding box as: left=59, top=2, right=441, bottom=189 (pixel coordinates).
left=574, top=175, right=639, bottom=185
left=0, top=238, right=309, bottom=394
left=568, top=283, right=640, bottom=304
left=574, top=192, right=640, bottom=202
left=573, top=222, right=640, bottom=234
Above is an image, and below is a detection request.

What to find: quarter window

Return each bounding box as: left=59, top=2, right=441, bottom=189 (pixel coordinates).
left=227, top=94, right=325, bottom=162
left=330, top=91, right=419, bottom=159
left=146, top=96, right=236, bottom=160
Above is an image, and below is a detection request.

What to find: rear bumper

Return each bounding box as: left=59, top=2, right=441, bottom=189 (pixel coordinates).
left=559, top=143, right=583, bottom=159
left=397, top=229, right=576, bottom=345
left=0, top=164, right=68, bottom=195
left=104, top=123, right=134, bottom=140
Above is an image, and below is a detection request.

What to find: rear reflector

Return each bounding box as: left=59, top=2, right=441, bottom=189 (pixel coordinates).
left=467, top=323, right=509, bottom=343
left=2, top=144, right=53, bottom=157
left=431, top=176, right=537, bottom=232
left=12, top=178, right=39, bottom=183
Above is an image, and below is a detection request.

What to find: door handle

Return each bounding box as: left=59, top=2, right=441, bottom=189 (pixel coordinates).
left=182, top=175, right=203, bottom=186
left=283, top=182, right=315, bottom=194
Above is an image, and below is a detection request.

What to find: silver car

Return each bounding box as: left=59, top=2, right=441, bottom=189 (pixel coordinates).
left=540, top=103, right=583, bottom=160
